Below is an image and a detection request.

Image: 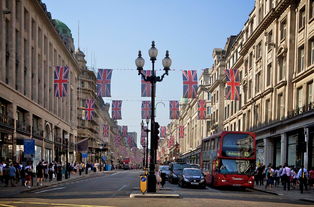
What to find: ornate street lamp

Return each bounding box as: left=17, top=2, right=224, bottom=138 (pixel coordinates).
left=135, top=41, right=172, bottom=192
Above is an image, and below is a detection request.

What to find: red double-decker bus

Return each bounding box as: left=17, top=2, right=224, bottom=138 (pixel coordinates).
left=201, top=131, right=256, bottom=188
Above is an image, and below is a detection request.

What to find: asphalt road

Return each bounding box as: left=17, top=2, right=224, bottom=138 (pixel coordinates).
left=0, top=170, right=311, bottom=207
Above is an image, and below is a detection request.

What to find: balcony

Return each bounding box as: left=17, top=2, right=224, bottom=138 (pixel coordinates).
left=32, top=127, right=43, bottom=139
left=16, top=121, right=31, bottom=135
left=0, top=114, right=14, bottom=130
left=251, top=102, right=314, bottom=133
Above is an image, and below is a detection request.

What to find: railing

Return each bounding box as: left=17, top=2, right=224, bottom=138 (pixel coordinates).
left=16, top=121, right=31, bottom=135
left=0, top=114, right=14, bottom=129
left=32, top=127, right=43, bottom=139
left=250, top=102, right=314, bottom=132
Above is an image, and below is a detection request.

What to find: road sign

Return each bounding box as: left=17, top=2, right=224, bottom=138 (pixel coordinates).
left=24, top=139, right=35, bottom=155
left=139, top=175, right=147, bottom=194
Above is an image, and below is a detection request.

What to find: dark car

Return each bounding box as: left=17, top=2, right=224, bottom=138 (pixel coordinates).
left=168, top=162, right=191, bottom=184
left=178, top=168, right=206, bottom=188
left=159, top=165, right=170, bottom=180
left=123, top=164, right=129, bottom=170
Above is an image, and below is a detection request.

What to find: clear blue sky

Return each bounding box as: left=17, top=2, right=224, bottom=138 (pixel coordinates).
left=44, top=0, right=255, bottom=147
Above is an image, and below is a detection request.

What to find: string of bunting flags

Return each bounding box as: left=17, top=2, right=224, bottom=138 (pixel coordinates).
left=53, top=66, right=241, bottom=145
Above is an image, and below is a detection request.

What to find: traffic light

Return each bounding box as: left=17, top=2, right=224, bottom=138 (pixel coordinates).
left=153, top=122, right=160, bottom=150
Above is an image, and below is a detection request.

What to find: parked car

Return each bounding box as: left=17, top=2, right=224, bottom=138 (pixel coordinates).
left=168, top=162, right=191, bottom=184
left=178, top=168, right=206, bottom=188
left=159, top=165, right=170, bottom=180
left=123, top=164, right=130, bottom=170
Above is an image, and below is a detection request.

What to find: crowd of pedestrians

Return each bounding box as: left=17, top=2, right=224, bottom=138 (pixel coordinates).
left=255, top=163, right=314, bottom=191
left=0, top=159, right=106, bottom=189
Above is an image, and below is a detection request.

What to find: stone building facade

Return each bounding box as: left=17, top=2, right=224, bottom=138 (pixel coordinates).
left=162, top=0, right=314, bottom=170
left=0, top=0, right=79, bottom=165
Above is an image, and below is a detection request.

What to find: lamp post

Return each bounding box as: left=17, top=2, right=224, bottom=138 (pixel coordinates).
left=135, top=41, right=172, bottom=192
left=141, top=121, right=146, bottom=169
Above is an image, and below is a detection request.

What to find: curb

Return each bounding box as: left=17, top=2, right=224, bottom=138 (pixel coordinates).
left=20, top=171, right=116, bottom=193
left=129, top=193, right=181, bottom=198
left=299, top=199, right=314, bottom=203
left=251, top=188, right=281, bottom=196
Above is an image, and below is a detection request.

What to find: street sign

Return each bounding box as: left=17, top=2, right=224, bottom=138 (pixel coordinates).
left=24, top=139, right=35, bottom=155
left=139, top=175, right=147, bottom=194
left=82, top=153, right=88, bottom=158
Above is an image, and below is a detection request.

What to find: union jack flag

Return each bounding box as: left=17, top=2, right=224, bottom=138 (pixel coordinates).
left=141, top=70, right=153, bottom=97
left=160, top=126, right=166, bottom=138
left=103, top=125, right=109, bottom=137
left=84, top=99, right=95, bottom=120
left=141, top=101, right=151, bottom=119
left=122, top=126, right=128, bottom=137
left=225, top=68, right=240, bottom=100
left=96, top=69, right=112, bottom=97
left=182, top=70, right=198, bottom=99
left=198, top=100, right=206, bottom=120
left=112, top=100, right=122, bottom=120
left=179, top=126, right=184, bottom=138
left=54, top=66, right=69, bottom=97
left=169, top=101, right=179, bottom=119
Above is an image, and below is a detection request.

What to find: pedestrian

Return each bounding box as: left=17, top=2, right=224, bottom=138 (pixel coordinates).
left=155, top=166, right=162, bottom=191
left=291, top=168, right=297, bottom=189
left=48, top=162, right=54, bottom=182
left=3, top=163, right=9, bottom=187
left=274, top=166, right=280, bottom=187
left=20, top=164, right=26, bottom=186
left=36, top=161, right=44, bottom=186
left=9, top=163, right=16, bottom=187
left=281, top=163, right=291, bottom=191
left=309, top=167, right=314, bottom=189
left=265, top=164, right=274, bottom=189
left=25, top=162, right=33, bottom=188
left=43, top=161, right=48, bottom=181
left=160, top=170, right=166, bottom=188
left=0, top=160, right=4, bottom=184
left=297, top=165, right=309, bottom=191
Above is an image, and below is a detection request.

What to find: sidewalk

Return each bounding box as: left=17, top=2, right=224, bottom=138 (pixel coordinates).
left=0, top=169, right=117, bottom=198
left=253, top=183, right=314, bottom=203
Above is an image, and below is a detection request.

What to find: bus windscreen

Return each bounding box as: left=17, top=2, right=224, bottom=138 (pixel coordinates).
left=222, top=133, right=254, bottom=158
left=218, top=159, right=255, bottom=175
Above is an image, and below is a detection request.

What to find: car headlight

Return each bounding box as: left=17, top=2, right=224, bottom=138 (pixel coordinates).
left=200, top=179, right=205, bottom=183
left=173, top=174, right=177, bottom=178
left=183, top=176, right=189, bottom=182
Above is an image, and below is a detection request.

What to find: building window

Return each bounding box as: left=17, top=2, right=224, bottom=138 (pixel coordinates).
left=248, top=80, right=252, bottom=99
left=259, top=2, right=264, bottom=23
left=266, top=63, right=272, bottom=86
left=278, top=94, right=284, bottom=119
left=297, top=87, right=303, bottom=109
left=255, top=71, right=261, bottom=93
left=265, top=99, right=271, bottom=123
left=299, top=7, right=306, bottom=30
left=307, top=82, right=313, bottom=105
left=309, top=39, right=314, bottom=66
left=310, top=0, right=314, bottom=20
left=249, top=52, right=253, bottom=68
left=254, top=104, right=260, bottom=126
left=267, top=30, right=273, bottom=51
left=298, top=45, right=305, bottom=73
left=280, top=19, right=287, bottom=41
left=244, top=59, right=248, bottom=74
left=256, top=41, right=262, bottom=59
left=278, top=56, right=286, bottom=81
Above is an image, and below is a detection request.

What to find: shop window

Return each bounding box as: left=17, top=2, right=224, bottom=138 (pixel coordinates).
left=287, top=135, right=297, bottom=167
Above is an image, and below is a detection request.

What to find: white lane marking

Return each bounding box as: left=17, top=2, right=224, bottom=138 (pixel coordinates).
left=117, top=184, right=127, bottom=191
left=110, top=172, right=121, bottom=176
left=35, top=186, right=65, bottom=194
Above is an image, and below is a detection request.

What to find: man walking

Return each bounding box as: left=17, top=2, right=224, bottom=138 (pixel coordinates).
left=281, top=163, right=291, bottom=191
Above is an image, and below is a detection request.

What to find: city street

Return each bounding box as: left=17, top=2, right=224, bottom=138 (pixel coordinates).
left=0, top=170, right=312, bottom=207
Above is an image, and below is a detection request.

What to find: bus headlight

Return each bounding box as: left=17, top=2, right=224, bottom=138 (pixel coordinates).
left=248, top=181, right=253, bottom=184
left=221, top=179, right=227, bottom=182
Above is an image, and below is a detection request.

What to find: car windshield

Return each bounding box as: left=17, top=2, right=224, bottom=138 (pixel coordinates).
left=160, top=166, right=169, bottom=171
left=218, top=159, right=255, bottom=175
left=183, top=169, right=202, bottom=176
left=222, top=133, right=254, bottom=158
left=173, top=163, right=191, bottom=170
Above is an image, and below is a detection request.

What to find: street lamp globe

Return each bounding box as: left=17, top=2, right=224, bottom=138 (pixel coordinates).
left=149, top=41, right=158, bottom=61
left=162, top=50, right=172, bottom=75
left=135, top=51, right=145, bottom=73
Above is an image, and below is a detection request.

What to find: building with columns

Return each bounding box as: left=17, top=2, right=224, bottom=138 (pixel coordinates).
left=162, top=0, right=314, bottom=170
left=0, top=0, right=79, bottom=164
